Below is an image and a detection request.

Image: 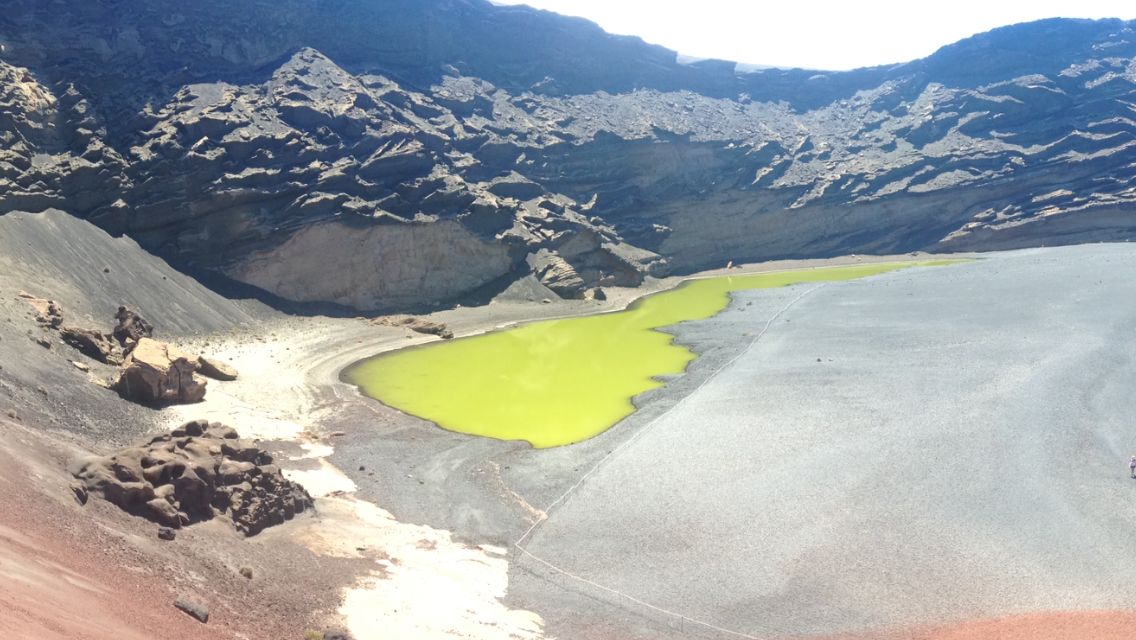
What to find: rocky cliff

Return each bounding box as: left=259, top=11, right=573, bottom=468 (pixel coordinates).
left=2, top=1, right=1134, bottom=309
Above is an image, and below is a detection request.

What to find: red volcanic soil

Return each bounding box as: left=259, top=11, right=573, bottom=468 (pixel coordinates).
left=0, top=416, right=357, bottom=640
left=0, top=435, right=213, bottom=639
left=906, top=611, right=1136, bottom=640
left=826, top=611, right=1136, bottom=640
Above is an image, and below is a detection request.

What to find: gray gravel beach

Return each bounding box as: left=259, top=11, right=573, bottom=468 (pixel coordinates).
left=508, top=245, right=1136, bottom=638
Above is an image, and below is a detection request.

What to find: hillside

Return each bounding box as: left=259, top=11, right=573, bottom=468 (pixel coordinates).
left=2, top=1, right=1134, bottom=309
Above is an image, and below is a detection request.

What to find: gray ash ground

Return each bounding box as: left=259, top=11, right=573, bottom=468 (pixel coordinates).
left=502, top=245, right=1136, bottom=638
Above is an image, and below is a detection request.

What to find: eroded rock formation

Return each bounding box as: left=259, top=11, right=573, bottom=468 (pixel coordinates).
left=59, top=326, right=122, bottom=365
left=74, top=420, right=313, bottom=536
left=113, top=338, right=208, bottom=405
left=113, top=305, right=153, bottom=351
left=1, top=2, right=1134, bottom=309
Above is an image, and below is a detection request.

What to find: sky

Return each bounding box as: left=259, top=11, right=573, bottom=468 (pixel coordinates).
left=492, top=1, right=1135, bottom=70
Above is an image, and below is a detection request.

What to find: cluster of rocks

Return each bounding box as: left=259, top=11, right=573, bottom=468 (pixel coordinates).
left=19, top=291, right=63, bottom=328
left=74, top=420, right=313, bottom=536
left=21, top=293, right=149, bottom=365
left=371, top=315, right=454, bottom=339
left=18, top=293, right=238, bottom=405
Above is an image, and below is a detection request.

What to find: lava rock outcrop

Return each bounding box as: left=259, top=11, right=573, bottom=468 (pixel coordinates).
left=113, top=305, right=153, bottom=351
left=74, top=420, right=313, bottom=536
left=59, top=326, right=123, bottom=365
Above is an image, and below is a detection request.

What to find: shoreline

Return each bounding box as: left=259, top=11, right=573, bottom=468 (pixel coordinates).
left=338, top=251, right=961, bottom=389
left=341, top=258, right=961, bottom=449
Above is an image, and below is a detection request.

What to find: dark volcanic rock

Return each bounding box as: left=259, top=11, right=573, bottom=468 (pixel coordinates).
left=75, top=420, right=313, bottom=536
left=113, top=306, right=153, bottom=349
left=1, top=4, right=1135, bottom=310
left=60, top=326, right=123, bottom=365
left=173, top=598, right=209, bottom=623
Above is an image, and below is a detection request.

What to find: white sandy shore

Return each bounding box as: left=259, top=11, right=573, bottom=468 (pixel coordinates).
left=163, top=252, right=941, bottom=638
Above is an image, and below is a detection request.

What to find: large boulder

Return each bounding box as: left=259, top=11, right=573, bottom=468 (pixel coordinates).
left=60, top=326, right=123, bottom=365
left=530, top=253, right=585, bottom=299
left=113, top=338, right=207, bottom=405
left=74, top=420, right=313, bottom=536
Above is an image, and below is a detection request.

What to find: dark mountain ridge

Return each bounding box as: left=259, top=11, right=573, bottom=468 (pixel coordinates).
left=2, top=1, right=1134, bottom=309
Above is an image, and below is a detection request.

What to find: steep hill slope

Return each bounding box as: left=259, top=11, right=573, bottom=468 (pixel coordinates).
left=1, top=2, right=1134, bottom=310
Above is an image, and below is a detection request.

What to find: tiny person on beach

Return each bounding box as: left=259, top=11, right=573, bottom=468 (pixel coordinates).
left=1129, top=456, right=1136, bottom=479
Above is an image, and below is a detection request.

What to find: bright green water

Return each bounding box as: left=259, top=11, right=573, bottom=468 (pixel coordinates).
left=345, top=262, right=951, bottom=448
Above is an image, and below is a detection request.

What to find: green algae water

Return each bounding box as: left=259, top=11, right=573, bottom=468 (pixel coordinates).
left=346, top=262, right=952, bottom=448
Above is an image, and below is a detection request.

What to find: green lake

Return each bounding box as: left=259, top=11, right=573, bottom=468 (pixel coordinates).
left=345, top=261, right=952, bottom=448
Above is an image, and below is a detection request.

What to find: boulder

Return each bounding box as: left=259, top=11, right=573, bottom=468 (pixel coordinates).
left=197, top=356, right=238, bottom=381
left=113, top=338, right=207, bottom=405
left=371, top=315, right=454, bottom=340
left=18, top=291, right=63, bottom=328
left=60, top=326, right=123, bottom=365
left=530, top=253, right=585, bottom=299
left=112, top=305, right=153, bottom=349
left=74, top=420, right=313, bottom=536
left=173, top=598, right=209, bottom=624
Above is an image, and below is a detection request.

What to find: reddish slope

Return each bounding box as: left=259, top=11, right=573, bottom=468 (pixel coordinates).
left=0, top=433, right=214, bottom=640
left=906, top=611, right=1136, bottom=640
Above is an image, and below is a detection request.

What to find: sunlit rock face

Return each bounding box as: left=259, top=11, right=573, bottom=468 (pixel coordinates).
left=2, top=2, right=1134, bottom=309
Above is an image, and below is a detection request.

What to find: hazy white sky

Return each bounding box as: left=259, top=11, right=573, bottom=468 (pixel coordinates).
left=493, top=1, right=1135, bottom=70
